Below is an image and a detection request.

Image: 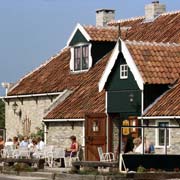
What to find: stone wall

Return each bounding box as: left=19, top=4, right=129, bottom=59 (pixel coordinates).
left=112, top=119, right=119, bottom=153
left=5, top=96, right=57, bottom=139
left=144, top=119, right=180, bottom=154
left=47, top=121, right=84, bottom=149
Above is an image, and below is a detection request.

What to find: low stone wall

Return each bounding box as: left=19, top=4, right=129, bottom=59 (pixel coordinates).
left=2, top=170, right=180, bottom=180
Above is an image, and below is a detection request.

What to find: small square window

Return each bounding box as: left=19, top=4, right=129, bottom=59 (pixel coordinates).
left=120, top=64, right=128, bottom=79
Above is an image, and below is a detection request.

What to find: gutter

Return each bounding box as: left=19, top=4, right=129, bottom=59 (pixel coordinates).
left=43, top=119, right=85, bottom=122
left=0, top=92, right=62, bottom=99
left=138, top=116, right=180, bottom=120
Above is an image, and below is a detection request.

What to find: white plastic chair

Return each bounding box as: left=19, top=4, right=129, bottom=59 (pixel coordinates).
left=97, top=147, right=115, bottom=162
left=52, top=147, right=66, bottom=167
left=41, top=145, right=54, bottom=167
left=14, top=147, right=30, bottom=159
left=65, top=145, right=84, bottom=167
left=1, top=145, right=14, bottom=158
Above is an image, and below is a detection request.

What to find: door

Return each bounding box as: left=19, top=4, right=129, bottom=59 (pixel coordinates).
left=85, top=113, right=106, bottom=161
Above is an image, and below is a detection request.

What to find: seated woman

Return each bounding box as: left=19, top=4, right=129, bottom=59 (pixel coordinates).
left=65, top=135, right=79, bottom=157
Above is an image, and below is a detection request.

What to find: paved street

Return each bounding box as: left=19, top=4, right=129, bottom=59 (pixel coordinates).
left=0, top=174, right=48, bottom=180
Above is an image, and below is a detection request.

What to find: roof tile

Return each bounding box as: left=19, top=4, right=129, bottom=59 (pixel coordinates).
left=126, top=41, right=180, bottom=84
left=144, top=80, right=180, bottom=116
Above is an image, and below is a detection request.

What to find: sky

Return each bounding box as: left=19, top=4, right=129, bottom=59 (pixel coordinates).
left=0, top=0, right=179, bottom=96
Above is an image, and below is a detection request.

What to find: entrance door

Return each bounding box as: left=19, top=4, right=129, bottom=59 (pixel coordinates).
left=85, top=113, right=106, bottom=161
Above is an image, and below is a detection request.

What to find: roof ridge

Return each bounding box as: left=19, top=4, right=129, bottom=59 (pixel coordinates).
left=84, top=25, right=117, bottom=30
left=125, top=40, right=180, bottom=47
left=116, top=16, right=145, bottom=23
left=8, top=47, right=69, bottom=94
left=109, top=10, right=180, bottom=25
left=107, top=16, right=144, bottom=26
left=160, top=10, right=180, bottom=16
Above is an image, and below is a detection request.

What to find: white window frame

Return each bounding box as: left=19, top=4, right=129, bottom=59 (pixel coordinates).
left=70, top=43, right=92, bottom=73
left=155, top=120, right=170, bottom=148
left=120, top=64, right=128, bottom=79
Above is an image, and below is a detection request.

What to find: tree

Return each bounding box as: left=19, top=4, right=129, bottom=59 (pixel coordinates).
left=0, top=100, right=5, bottom=128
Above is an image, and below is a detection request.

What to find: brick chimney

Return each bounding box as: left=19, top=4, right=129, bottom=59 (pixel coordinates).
left=145, top=1, right=166, bottom=21
left=96, top=9, right=115, bottom=27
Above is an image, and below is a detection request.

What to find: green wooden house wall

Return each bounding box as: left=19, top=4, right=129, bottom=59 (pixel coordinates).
left=105, top=53, right=141, bottom=115
left=69, top=29, right=88, bottom=46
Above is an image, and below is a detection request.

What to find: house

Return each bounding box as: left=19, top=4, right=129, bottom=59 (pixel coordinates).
left=2, top=1, right=180, bottom=160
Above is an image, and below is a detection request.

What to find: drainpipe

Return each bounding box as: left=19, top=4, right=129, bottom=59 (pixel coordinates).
left=141, top=89, right=144, bottom=137
left=44, top=123, right=47, bottom=144
left=105, top=91, right=109, bottom=152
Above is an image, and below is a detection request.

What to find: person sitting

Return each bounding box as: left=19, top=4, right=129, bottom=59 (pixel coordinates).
left=19, top=136, right=29, bottom=148
left=133, top=137, right=143, bottom=154
left=5, top=138, right=13, bottom=146
left=13, top=136, right=19, bottom=149
left=0, top=136, right=4, bottom=150
left=65, top=135, right=79, bottom=157
left=36, top=136, right=45, bottom=151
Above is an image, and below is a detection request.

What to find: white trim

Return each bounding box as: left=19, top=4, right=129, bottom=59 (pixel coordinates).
left=121, top=40, right=144, bottom=90
left=120, top=64, right=128, bottom=79
left=105, top=91, right=108, bottom=113
left=1, top=92, right=62, bottom=99
left=43, top=118, right=85, bottom=122
left=138, top=116, right=180, bottom=120
left=89, top=43, right=93, bottom=68
left=69, top=47, right=74, bottom=71
left=70, top=43, right=92, bottom=72
left=82, top=121, right=85, bottom=147
left=67, top=23, right=91, bottom=46
left=155, top=120, right=170, bottom=149
left=141, top=90, right=144, bottom=115
left=105, top=91, right=108, bottom=152
left=98, top=39, right=144, bottom=92
left=99, top=42, right=119, bottom=92
left=44, top=123, right=47, bottom=145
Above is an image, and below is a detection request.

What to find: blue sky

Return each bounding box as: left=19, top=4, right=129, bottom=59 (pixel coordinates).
left=0, top=0, right=179, bottom=95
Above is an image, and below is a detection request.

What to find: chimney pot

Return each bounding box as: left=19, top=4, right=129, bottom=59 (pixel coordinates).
left=145, top=1, right=166, bottom=21
left=96, top=9, right=115, bottom=27
left=152, top=1, right=159, bottom=4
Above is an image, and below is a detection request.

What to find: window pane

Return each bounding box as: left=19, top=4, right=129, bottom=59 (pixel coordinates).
left=74, top=47, right=81, bottom=70
left=82, top=46, right=89, bottom=70
left=120, top=64, right=128, bottom=79
left=158, top=122, right=169, bottom=146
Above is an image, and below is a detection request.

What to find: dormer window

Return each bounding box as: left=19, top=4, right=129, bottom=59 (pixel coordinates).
left=74, top=45, right=89, bottom=71
left=70, top=43, right=92, bottom=72
left=120, top=64, right=128, bottom=79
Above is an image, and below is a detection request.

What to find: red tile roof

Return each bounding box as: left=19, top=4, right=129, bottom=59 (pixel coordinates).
left=8, top=46, right=112, bottom=118
left=126, top=41, right=180, bottom=84
left=8, top=48, right=88, bottom=95
left=45, top=51, right=112, bottom=119
left=84, top=26, right=118, bottom=42
left=108, top=16, right=144, bottom=27
left=108, top=11, right=180, bottom=43
left=143, top=80, right=180, bottom=116
left=7, top=10, right=180, bottom=119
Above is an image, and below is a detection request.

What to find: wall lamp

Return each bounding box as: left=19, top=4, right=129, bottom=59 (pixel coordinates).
left=129, top=93, right=134, bottom=103
left=12, top=102, right=22, bottom=118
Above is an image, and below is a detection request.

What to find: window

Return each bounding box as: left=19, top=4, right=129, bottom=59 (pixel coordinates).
left=74, top=45, right=89, bottom=71
left=120, top=64, right=128, bottom=79
left=157, top=121, right=170, bottom=146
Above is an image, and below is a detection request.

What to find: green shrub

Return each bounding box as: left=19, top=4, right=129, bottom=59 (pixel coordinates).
left=13, top=163, right=34, bottom=172
left=137, top=165, right=146, bottom=173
